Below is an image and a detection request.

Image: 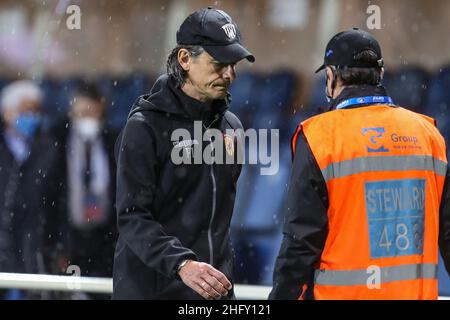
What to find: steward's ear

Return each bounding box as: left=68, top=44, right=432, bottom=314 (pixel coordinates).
left=325, top=66, right=334, bottom=82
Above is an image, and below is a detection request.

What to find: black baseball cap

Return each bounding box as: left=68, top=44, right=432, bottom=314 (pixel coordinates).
left=315, top=28, right=383, bottom=73
left=177, top=7, right=255, bottom=64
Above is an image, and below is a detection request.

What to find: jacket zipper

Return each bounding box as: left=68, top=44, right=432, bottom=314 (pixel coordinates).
left=204, top=115, right=220, bottom=265
left=208, top=159, right=217, bottom=265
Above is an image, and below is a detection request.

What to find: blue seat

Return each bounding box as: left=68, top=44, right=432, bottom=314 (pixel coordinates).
left=384, top=66, right=429, bottom=113
left=281, top=74, right=327, bottom=147
left=232, top=147, right=291, bottom=285
left=232, top=232, right=282, bottom=285
left=223, top=73, right=262, bottom=236
left=438, top=253, right=450, bottom=297
left=229, top=71, right=261, bottom=129
left=241, top=148, right=291, bottom=231
left=309, top=75, right=329, bottom=112
left=232, top=71, right=297, bottom=232
left=423, top=66, right=450, bottom=158
left=231, top=70, right=298, bottom=285
left=256, top=70, right=297, bottom=113
left=232, top=71, right=296, bottom=231
left=95, top=74, right=115, bottom=99
left=99, top=73, right=151, bottom=130
left=39, top=77, right=83, bottom=129
left=381, top=70, right=395, bottom=87
left=254, top=70, right=298, bottom=146
left=39, top=78, right=60, bottom=113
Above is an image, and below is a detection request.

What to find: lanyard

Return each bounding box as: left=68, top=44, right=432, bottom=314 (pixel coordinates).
left=335, top=96, right=394, bottom=110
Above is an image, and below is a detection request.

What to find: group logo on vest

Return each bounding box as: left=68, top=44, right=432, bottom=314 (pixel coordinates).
left=362, top=127, right=421, bottom=153
left=362, top=127, right=389, bottom=152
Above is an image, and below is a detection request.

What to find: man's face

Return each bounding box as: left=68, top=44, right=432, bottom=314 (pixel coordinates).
left=70, top=96, right=104, bottom=120
left=3, top=98, right=41, bottom=128
left=183, top=50, right=236, bottom=102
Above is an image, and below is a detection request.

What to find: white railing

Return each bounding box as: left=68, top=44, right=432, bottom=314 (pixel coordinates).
left=0, top=273, right=448, bottom=300
left=0, top=273, right=271, bottom=299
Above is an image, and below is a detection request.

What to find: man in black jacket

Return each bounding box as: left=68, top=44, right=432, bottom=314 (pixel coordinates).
left=112, top=7, right=254, bottom=300
left=0, top=80, right=61, bottom=299
left=51, top=83, right=118, bottom=289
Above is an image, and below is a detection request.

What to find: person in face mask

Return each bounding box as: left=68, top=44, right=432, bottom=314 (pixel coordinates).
left=0, top=80, right=63, bottom=299
left=52, top=82, right=118, bottom=299
left=70, top=88, right=104, bottom=142
left=0, top=81, right=43, bottom=161
left=270, top=29, right=450, bottom=300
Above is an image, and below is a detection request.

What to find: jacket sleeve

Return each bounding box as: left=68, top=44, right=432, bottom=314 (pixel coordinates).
left=269, top=128, right=329, bottom=300
left=115, top=114, right=197, bottom=279
left=439, top=164, right=450, bottom=274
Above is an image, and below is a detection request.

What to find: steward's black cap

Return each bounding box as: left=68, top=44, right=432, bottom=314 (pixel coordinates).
left=176, top=7, right=255, bottom=64
left=315, top=28, right=383, bottom=73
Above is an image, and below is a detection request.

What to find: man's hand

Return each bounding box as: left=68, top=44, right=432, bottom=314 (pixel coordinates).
left=178, top=260, right=232, bottom=300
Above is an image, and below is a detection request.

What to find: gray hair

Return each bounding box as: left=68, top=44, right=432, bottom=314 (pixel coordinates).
left=166, top=45, right=204, bottom=87
left=1, top=80, right=43, bottom=112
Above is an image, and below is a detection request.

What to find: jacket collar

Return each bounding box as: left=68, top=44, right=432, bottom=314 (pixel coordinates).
left=167, top=75, right=229, bottom=123
left=328, top=84, right=392, bottom=111
left=128, top=74, right=229, bottom=125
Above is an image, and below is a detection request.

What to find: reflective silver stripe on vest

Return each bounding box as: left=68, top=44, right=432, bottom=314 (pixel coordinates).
left=321, top=155, right=448, bottom=182
left=314, top=263, right=437, bottom=286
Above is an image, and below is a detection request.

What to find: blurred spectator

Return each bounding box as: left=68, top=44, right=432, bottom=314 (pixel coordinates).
left=52, top=82, right=117, bottom=294
left=0, top=80, right=61, bottom=299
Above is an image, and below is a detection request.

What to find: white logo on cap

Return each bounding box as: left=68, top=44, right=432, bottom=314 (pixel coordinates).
left=221, top=23, right=236, bottom=40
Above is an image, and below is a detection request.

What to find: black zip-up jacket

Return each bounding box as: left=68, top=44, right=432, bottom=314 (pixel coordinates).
left=269, top=85, right=450, bottom=300
left=112, top=74, right=243, bottom=299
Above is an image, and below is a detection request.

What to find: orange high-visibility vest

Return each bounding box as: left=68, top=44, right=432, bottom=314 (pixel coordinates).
left=293, top=105, right=448, bottom=300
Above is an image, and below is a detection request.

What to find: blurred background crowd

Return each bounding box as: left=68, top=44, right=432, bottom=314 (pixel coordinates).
left=0, top=0, right=449, bottom=299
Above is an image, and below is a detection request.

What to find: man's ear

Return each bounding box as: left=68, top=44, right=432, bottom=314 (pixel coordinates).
left=325, top=66, right=333, bottom=84
left=325, top=66, right=333, bottom=95
left=178, top=49, right=191, bottom=71
left=380, top=67, right=385, bottom=80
